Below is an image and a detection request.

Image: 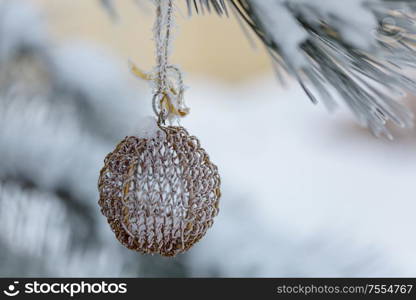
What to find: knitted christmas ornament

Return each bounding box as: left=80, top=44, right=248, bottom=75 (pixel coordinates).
left=98, top=126, right=220, bottom=256
left=98, top=0, right=221, bottom=256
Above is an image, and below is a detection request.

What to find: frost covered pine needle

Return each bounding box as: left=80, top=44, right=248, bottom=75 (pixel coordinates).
left=187, top=0, right=416, bottom=139
left=101, top=0, right=416, bottom=138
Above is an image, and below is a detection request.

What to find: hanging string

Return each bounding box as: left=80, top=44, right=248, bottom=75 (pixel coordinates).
left=154, top=0, right=172, bottom=95
left=152, top=0, right=188, bottom=125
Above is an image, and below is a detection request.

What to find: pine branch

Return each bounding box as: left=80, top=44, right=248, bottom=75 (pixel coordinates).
left=188, top=0, right=416, bottom=138
left=100, top=0, right=416, bottom=138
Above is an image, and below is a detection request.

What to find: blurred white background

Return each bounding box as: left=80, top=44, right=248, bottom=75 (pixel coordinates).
left=0, top=0, right=415, bottom=277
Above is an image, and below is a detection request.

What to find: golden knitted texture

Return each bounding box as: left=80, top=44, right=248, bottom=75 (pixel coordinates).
left=98, top=126, right=221, bottom=257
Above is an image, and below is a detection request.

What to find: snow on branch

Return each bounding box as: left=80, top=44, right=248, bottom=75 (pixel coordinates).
left=191, top=0, right=416, bottom=139
left=101, top=0, right=416, bottom=138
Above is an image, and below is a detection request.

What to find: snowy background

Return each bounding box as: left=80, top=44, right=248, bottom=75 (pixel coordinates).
left=0, top=0, right=416, bottom=277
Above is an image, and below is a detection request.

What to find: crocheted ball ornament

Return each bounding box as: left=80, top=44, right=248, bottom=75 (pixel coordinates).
left=98, top=125, right=221, bottom=257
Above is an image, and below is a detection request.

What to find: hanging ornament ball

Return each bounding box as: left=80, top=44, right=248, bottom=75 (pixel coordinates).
left=98, top=125, right=221, bottom=257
